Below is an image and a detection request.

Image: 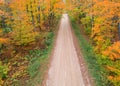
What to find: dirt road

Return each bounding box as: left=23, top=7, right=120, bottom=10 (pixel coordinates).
left=46, top=14, right=86, bottom=86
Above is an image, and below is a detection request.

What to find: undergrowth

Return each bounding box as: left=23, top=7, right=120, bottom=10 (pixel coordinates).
left=26, top=32, right=54, bottom=86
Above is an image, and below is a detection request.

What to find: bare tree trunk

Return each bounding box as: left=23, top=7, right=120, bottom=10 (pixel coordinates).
left=37, top=0, right=41, bottom=31
left=118, top=23, right=120, bottom=40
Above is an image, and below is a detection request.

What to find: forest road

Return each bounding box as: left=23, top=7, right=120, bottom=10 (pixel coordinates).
left=46, top=14, right=89, bottom=86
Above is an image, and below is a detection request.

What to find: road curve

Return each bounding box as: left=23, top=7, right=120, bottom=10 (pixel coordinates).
left=46, top=14, right=85, bottom=86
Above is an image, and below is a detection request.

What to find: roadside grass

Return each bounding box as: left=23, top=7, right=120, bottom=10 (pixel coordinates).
left=71, top=18, right=109, bottom=86
left=26, top=16, right=61, bottom=86
left=26, top=32, right=54, bottom=86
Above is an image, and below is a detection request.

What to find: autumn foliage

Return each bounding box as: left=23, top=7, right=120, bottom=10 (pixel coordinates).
left=0, top=0, right=64, bottom=85
left=103, top=41, right=120, bottom=60
left=69, top=0, right=120, bottom=85
left=0, top=0, right=120, bottom=85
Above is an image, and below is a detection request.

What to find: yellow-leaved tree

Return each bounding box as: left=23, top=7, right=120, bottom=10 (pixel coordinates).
left=10, top=0, right=39, bottom=46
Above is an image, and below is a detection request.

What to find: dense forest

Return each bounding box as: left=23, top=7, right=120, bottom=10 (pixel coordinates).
left=69, top=0, right=120, bottom=86
left=0, top=0, right=120, bottom=86
left=0, top=0, right=64, bottom=85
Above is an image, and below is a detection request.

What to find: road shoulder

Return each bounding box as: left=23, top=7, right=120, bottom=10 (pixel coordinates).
left=70, top=19, right=94, bottom=86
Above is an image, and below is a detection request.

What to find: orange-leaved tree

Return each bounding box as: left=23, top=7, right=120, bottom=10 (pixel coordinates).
left=85, top=0, right=120, bottom=85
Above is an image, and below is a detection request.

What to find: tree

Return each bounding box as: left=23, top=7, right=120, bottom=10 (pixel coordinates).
left=10, top=0, right=39, bottom=46
left=69, top=0, right=120, bottom=85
